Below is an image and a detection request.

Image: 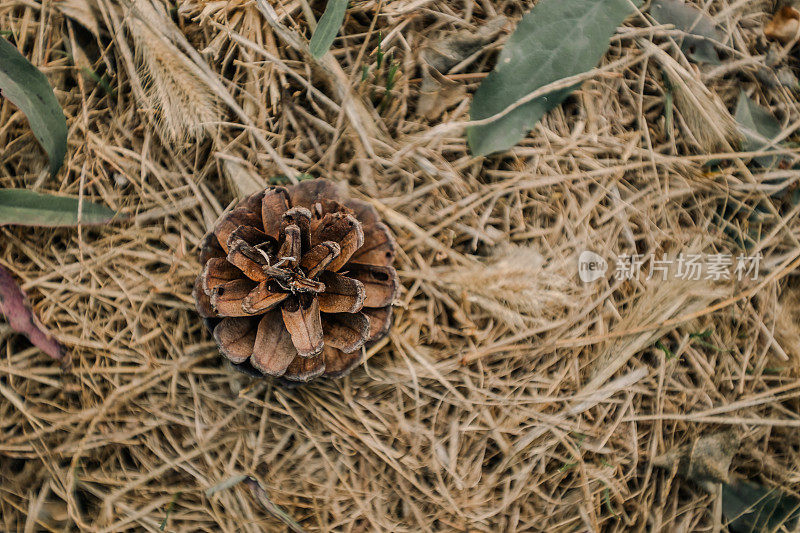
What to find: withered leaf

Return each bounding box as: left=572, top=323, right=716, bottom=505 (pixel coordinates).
left=241, top=476, right=308, bottom=533
left=765, top=6, right=800, bottom=44
left=417, top=65, right=467, bottom=120
left=650, top=0, right=723, bottom=64
left=420, top=16, right=507, bottom=74
left=417, top=17, right=506, bottom=120
left=652, top=430, right=739, bottom=492
left=722, top=478, right=800, bottom=533
left=0, top=265, right=65, bottom=363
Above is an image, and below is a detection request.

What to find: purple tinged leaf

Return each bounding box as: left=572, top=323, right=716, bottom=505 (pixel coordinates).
left=0, top=265, right=65, bottom=363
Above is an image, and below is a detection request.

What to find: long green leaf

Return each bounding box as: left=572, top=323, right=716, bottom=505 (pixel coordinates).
left=734, top=91, right=783, bottom=168
left=0, top=38, right=68, bottom=176
left=467, top=0, right=640, bottom=156
left=309, top=0, right=348, bottom=59
left=0, top=189, right=116, bottom=227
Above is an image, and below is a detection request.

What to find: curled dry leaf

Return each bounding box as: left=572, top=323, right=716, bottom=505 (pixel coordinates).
left=53, top=0, right=101, bottom=37
left=652, top=430, right=739, bottom=492
left=416, top=17, right=506, bottom=119
left=420, top=16, right=507, bottom=74
left=0, top=265, right=66, bottom=364
left=765, top=6, right=800, bottom=45
left=205, top=475, right=306, bottom=533
left=243, top=476, right=307, bottom=533
left=418, top=66, right=467, bottom=120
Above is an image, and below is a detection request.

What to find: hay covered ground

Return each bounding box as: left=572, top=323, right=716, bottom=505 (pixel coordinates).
left=2, top=0, right=800, bottom=530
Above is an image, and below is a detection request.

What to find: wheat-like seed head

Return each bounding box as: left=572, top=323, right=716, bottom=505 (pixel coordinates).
left=127, top=0, right=220, bottom=143
left=645, top=41, right=740, bottom=153
left=441, top=245, right=586, bottom=331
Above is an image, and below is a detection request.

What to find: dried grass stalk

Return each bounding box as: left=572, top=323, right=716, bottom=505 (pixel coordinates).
left=4, top=1, right=800, bottom=530
left=440, top=245, right=586, bottom=331
left=774, top=288, right=800, bottom=371
left=589, top=273, right=727, bottom=389
left=127, top=0, right=221, bottom=143
left=645, top=41, right=740, bottom=153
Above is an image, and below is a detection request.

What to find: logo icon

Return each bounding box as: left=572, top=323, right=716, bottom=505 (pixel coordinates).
left=578, top=250, right=607, bottom=283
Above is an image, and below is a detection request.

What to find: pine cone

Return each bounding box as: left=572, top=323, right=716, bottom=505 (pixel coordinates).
left=193, top=179, right=399, bottom=382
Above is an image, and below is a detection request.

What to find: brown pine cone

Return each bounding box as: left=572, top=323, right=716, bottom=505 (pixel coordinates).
left=193, top=179, right=399, bottom=382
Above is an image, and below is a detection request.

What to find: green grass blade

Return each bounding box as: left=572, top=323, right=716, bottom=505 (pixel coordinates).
left=308, top=0, right=348, bottom=59
left=0, top=189, right=116, bottom=227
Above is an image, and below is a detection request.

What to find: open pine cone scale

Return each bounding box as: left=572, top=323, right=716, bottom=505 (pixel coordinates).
left=194, top=179, right=398, bottom=382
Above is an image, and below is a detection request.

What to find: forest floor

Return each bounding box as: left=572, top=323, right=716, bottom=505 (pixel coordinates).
left=1, top=0, right=800, bottom=531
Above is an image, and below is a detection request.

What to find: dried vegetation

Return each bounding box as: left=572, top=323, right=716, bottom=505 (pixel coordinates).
left=1, top=0, right=800, bottom=531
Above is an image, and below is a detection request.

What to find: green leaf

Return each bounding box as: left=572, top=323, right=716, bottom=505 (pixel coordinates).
left=467, top=0, right=640, bottom=156
left=722, top=479, right=800, bottom=533
left=0, top=189, right=116, bottom=227
left=0, top=37, right=68, bottom=176
left=735, top=91, right=783, bottom=168
left=308, top=0, right=348, bottom=59
left=650, top=0, right=722, bottom=64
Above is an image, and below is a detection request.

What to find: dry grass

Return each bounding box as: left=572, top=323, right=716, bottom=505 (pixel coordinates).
left=1, top=0, right=800, bottom=531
